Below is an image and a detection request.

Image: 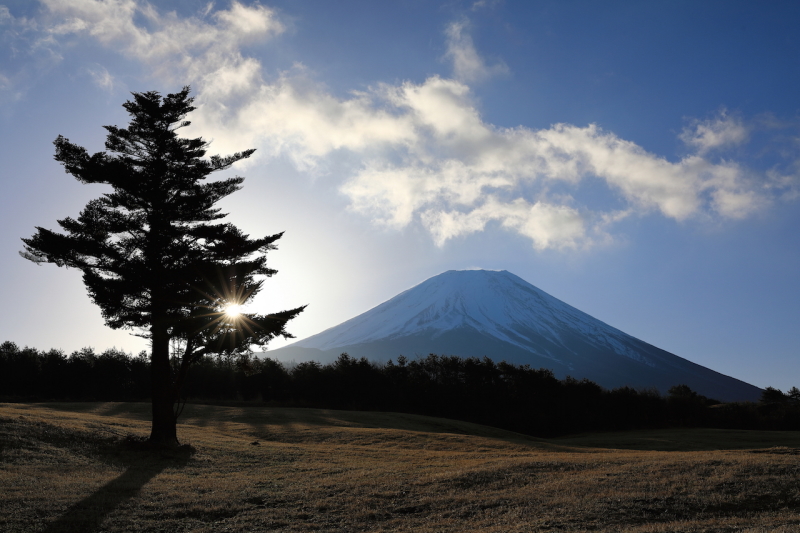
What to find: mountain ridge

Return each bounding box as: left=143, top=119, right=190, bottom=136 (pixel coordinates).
left=267, top=269, right=761, bottom=402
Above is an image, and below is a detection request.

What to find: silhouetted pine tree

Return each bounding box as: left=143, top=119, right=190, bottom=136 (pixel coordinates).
left=21, top=87, right=304, bottom=446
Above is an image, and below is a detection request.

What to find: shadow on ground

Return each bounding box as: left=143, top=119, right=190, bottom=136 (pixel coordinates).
left=553, top=428, right=800, bottom=451
left=41, top=439, right=194, bottom=533
left=26, top=402, right=800, bottom=452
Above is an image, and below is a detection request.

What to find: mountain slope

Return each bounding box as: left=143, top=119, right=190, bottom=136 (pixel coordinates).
left=268, top=270, right=761, bottom=402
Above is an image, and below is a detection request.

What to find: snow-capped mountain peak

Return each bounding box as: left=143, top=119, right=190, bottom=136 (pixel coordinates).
left=295, top=270, right=644, bottom=364
left=270, top=269, right=761, bottom=402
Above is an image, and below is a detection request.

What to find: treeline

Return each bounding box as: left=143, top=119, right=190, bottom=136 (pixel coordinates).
left=3, top=341, right=800, bottom=437
left=0, top=343, right=150, bottom=401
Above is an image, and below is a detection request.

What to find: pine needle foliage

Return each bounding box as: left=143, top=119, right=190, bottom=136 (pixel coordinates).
left=21, top=87, right=305, bottom=445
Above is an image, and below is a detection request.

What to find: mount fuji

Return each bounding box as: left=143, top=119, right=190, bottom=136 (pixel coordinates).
left=267, top=270, right=761, bottom=402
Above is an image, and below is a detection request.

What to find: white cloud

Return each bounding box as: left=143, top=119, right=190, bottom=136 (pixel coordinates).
left=87, top=64, right=114, bottom=90
left=421, top=199, right=589, bottom=251
left=680, top=110, right=749, bottom=154
left=0, top=6, right=59, bottom=101
left=471, top=0, right=502, bottom=11
left=0, top=5, right=36, bottom=29
left=22, top=1, right=788, bottom=250
left=215, top=1, right=279, bottom=38
left=444, top=19, right=508, bottom=82
left=765, top=164, right=800, bottom=202
left=40, top=0, right=283, bottom=84
left=337, top=81, right=766, bottom=245
left=188, top=67, right=419, bottom=169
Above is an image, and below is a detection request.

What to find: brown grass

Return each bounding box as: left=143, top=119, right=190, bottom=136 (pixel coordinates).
left=2, top=402, right=800, bottom=532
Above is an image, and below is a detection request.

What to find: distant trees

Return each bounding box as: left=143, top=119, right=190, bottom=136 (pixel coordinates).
left=0, top=341, right=150, bottom=400
left=666, top=384, right=719, bottom=426
left=761, top=386, right=789, bottom=405
left=7, top=341, right=800, bottom=437
left=789, top=387, right=800, bottom=403
left=21, top=88, right=304, bottom=446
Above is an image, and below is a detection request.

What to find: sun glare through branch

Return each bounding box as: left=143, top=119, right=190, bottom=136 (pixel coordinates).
left=224, top=303, right=243, bottom=318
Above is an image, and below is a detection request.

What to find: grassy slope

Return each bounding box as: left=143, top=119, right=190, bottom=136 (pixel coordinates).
left=2, top=403, right=800, bottom=532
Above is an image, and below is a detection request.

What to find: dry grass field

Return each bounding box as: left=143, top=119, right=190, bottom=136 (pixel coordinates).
left=2, top=402, right=800, bottom=532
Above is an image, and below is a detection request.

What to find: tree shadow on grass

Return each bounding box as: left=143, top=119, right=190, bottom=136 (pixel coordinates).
left=42, top=438, right=194, bottom=533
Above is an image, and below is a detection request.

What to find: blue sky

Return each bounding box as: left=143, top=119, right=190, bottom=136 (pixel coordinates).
left=2, top=0, right=799, bottom=390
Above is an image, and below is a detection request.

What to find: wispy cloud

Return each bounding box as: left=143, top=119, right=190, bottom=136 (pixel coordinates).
left=87, top=63, right=114, bottom=91
left=15, top=0, right=798, bottom=250
left=40, top=0, right=283, bottom=84
left=680, top=109, right=749, bottom=155
left=338, top=78, right=766, bottom=248
left=470, top=0, right=502, bottom=12
left=198, top=71, right=769, bottom=249
left=443, top=18, right=508, bottom=83
left=421, top=198, right=590, bottom=251
left=0, top=5, right=48, bottom=99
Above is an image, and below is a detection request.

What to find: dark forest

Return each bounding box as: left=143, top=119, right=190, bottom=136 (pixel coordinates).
left=2, top=341, right=798, bottom=437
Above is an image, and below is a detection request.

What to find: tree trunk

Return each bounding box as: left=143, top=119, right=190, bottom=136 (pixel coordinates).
left=149, top=328, right=179, bottom=446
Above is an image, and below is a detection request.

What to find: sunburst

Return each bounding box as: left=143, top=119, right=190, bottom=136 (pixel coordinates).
left=224, top=303, right=243, bottom=318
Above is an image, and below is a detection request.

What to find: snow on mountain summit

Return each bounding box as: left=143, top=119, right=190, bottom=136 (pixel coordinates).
left=271, top=269, right=762, bottom=402
left=293, top=270, right=645, bottom=364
